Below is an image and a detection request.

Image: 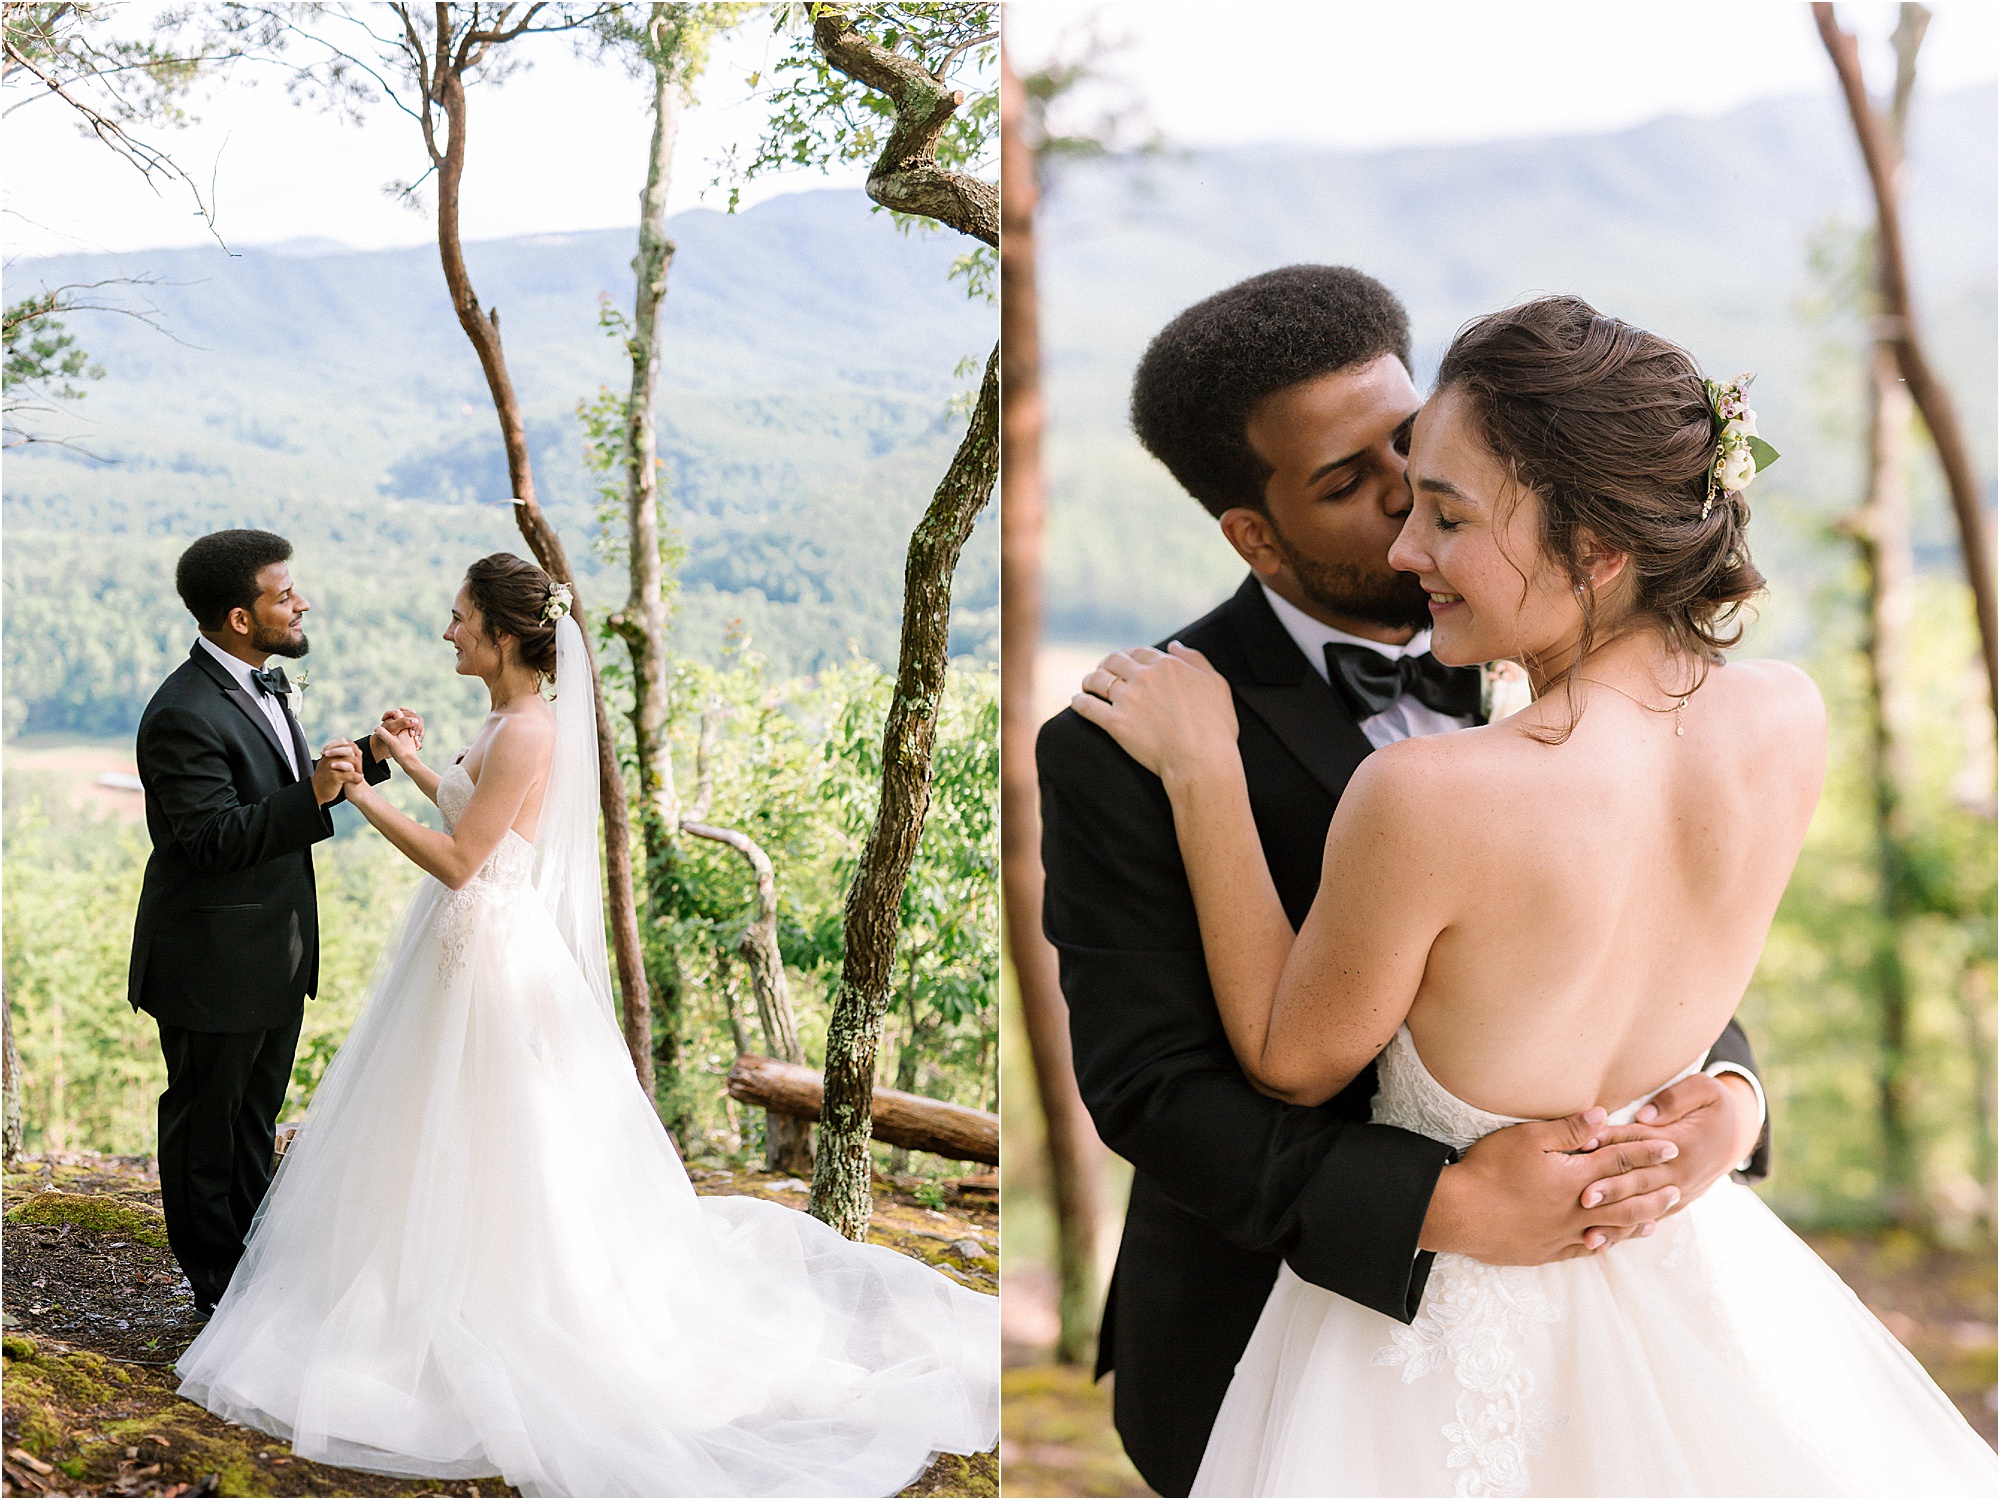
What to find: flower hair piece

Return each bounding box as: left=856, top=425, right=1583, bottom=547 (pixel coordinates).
left=541, top=582, right=573, bottom=624
left=1702, top=373, right=1780, bottom=520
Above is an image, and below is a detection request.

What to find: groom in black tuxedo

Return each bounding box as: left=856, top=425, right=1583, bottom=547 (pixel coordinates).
left=128, top=529, right=402, bottom=1316
left=1037, top=267, right=1772, bottom=1496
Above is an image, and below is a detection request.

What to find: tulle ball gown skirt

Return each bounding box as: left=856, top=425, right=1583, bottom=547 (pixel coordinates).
left=1193, top=1172, right=1995, bottom=1498
left=175, top=849, right=998, bottom=1498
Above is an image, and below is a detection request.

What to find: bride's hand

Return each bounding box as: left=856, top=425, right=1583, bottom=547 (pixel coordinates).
left=1071, top=643, right=1238, bottom=787
left=373, top=707, right=425, bottom=766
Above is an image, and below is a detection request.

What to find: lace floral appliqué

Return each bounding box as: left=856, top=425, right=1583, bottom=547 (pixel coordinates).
left=436, top=886, right=481, bottom=983
left=1371, top=1257, right=1568, bottom=1498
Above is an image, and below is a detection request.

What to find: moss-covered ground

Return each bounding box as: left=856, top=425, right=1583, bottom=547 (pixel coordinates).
left=2, top=1153, right=997, bottom=1498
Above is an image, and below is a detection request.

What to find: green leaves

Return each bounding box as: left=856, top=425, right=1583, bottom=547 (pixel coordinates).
left=1749, top=435, right=1781, bottom=474
left=731, top=4, right=997, bottom=201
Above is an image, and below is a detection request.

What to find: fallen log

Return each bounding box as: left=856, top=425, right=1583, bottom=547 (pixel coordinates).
left=726, top=1054, right=998, bottom=1166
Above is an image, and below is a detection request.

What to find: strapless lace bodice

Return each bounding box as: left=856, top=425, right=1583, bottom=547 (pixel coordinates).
left=1371, top=1025, right=1704, bottom=1152
left=437, top=761, right=534, bottom=891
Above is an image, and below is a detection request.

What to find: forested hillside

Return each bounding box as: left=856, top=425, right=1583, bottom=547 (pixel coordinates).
left=4, top=187, right=998, bottom=746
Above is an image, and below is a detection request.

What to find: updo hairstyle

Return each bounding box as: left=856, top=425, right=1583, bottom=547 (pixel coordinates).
left=1434, top=296, right=1766, bottom=731
left=462, top=553, right=560, bottom=681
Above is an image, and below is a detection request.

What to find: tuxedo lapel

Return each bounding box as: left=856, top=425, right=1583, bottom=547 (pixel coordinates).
left=188, top=647, right=299, bottom=783
left=283, top=700, right=312, bottom=785
left=1215, top=579, right=1374, bottom=801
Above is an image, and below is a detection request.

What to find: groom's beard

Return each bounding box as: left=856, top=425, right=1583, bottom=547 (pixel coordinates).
left=1267, top=520, right=1433, bottom=632
left=252, top=622, right=310, bottom=659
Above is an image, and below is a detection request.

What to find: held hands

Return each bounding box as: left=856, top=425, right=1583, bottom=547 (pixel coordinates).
left=312, top=739, right=365, bottom=807
left=1421, top=1074, right=1760, bottom=1265
left=372, top=707, right=426, bottom=768
left=1072, top=643, right=1238, bottom=786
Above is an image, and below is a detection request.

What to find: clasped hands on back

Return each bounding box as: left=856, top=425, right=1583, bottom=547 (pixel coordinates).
left=310, top=707, right=427, bottom=806
left=1419, top=1067, right=1763, bottom=1264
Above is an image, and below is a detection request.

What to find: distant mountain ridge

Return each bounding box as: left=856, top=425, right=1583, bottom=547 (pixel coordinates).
left=1036, top=86, right=1996, bottom=646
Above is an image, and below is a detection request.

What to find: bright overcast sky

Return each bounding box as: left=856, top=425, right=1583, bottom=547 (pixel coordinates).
left=3, top=8, right=872, bottom=259
left=1005, top=0, right=1998, bottom=151
left=6, top=3, right=1991, bottom=260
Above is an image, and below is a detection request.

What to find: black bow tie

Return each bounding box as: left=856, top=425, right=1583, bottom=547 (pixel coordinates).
left=249, top=665, right=292, bottom=699
left=1324, top=642, right=1482, bottom=721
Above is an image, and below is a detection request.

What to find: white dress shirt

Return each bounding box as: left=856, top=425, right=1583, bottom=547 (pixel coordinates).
left=1259, top=583, right=1474, bottom=747
left=1258, top=585, right=1768, bottom=1149
left=197, top=635, right=301, bottom=779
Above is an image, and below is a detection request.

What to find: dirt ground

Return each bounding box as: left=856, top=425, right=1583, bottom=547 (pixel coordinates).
left=1, top=1153, right=997, bottom=1499
left=1000, top=1228, right=1996, bottom=1498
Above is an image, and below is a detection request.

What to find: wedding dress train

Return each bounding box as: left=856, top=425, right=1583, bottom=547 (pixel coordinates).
left=177, top=619, right=997, bottom=1497
left=1192, top=1026, right=1995, bottom=1498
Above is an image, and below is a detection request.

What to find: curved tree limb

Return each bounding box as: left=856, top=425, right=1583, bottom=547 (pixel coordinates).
left=681, top=816, right=812, bottom=1171
left=680, top=821, right=803, bottom=1067
left=808, top=4, right=997, bottom=246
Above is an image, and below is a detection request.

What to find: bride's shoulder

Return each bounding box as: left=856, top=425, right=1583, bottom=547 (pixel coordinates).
left=1710, top=658, right=1827, bottom=743
left=1339, top=720, right=1514, bottom=823
left=488, top=700, right=556, bottom=763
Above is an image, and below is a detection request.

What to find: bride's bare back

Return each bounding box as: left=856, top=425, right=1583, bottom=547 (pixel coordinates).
left=1389, top=655, right=1823, bottom=1116
left=458, top=697, right=555, bottom=845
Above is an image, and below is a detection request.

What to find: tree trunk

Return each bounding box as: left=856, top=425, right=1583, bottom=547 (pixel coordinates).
left=680, top=818, right=814, bottom=1173
left=610, top=9, right=691, bottom=1131
left=798, top=5, right=998, bottom=1239
left=999, top=47, right=1107, bottom=1365
left=808, top=346, right=999, bottom=1240
left=717, top=950, right=748, bottom=1055
left=2, top=979, right=21, bottom=1164
left=887, top=973, right=923, bottom=1177
left=1828, top=1, right=1930, bottom=1229
left=1815, top=2, right=1997, bottom=714
left=1853, top=334, right=1922, bottom=1223
left=430, top=54, right=653, bottom=1093
left=729, top=1054, right=999, bottom=1165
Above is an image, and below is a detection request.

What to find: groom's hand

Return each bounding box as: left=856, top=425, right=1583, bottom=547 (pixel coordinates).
left=1418, top=1109, right=1683, bottom=1265
left=1581, top=1072, right=1762, bottom=1218
left=312, top=739, right=364, bottom=806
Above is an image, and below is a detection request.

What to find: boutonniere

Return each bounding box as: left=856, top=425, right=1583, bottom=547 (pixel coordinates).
left=289, top=668, right=311, bottom=710
left=1481, top=660, right=1533, bottom=724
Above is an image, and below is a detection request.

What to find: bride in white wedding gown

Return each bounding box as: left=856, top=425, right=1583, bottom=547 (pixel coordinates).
left=1077, top=298, right=1994, bottom=1497
left=176, top=555, right=998, bottom=1498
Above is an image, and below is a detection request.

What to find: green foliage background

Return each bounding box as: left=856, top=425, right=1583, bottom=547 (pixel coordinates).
left=3, top=654, right=997, bottom=1173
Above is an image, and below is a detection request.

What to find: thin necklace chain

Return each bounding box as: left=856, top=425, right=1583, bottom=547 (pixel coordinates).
left=1575, top=676, right=1694, bottom=736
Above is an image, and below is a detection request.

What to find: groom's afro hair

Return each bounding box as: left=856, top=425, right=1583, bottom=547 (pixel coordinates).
left=177, top=529, right=294, bottom=630
left=1130, top=265, right=1412, bottom=518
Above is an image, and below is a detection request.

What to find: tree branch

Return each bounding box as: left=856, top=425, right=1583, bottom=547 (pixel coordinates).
left=1813, top=2, right=1997, bottom=711
left=810, top=4, right=997, bottom=246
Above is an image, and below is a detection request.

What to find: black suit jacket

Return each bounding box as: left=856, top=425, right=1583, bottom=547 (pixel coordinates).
left=128, top=646, right=387, bottom=1033
left=1037, top=576, right=1769, bottom=1497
